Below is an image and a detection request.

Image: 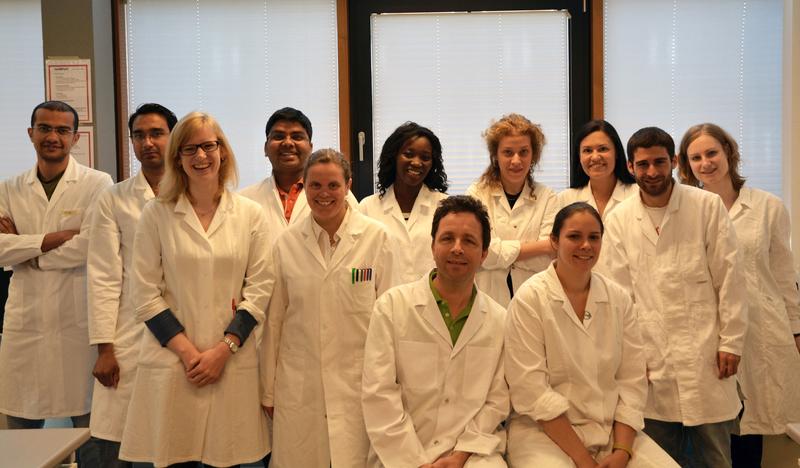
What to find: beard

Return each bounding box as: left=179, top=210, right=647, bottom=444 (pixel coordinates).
left=637, top=175, right=673, bottom=197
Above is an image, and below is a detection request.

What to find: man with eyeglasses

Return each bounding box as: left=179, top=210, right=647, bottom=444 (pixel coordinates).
left=241, top=107, right=358, bottom=239
left=86, top=103, right=177, bottom=467
left=0, top=101, right=112, bottom=459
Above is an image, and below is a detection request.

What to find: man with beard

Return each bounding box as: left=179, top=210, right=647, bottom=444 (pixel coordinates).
left=87, top=103, right=176, bottom=466
left=0, top=101, right=112, bottom=450
left=602, top=127, right=747, bottom=468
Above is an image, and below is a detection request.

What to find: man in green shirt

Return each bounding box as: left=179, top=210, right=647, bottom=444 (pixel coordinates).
left=362, top=195, right=509, bottom=468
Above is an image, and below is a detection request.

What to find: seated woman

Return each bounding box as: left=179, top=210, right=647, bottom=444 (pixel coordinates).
left=261, top=149, right=395, bottom=468
left=557, top=120, right=637, bottom=219
left=678, top=123, right=800, bottom=467
left=359, top=122, right=448, bottom=284
left=504, top=202, right=678, bottom=468
left=467, top=113, right=558, bottom=307
left=120, top=112, right=272, bottom=467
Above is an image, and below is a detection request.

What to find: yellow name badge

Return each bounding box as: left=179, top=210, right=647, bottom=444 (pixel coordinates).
left=351, top=267, right=373, bottom=284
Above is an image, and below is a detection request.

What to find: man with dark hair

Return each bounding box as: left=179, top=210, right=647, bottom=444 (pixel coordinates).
left=362, top=195, right=508, bottom=468
left=602, top=127, right=747, bottom=467
left=241, top=107, right=356, bottom=237
left=0, top=101, right=112, bottom=448
left=87, top=103, right=176, bottom=466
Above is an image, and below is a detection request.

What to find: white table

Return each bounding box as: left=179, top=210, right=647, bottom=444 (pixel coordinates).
left=788, top=423, right=800, bottom=445
left=0, top=428, right=90, bottom=468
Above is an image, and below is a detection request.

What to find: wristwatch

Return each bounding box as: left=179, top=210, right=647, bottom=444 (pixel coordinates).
left=221, top=336, right=239, bottom=354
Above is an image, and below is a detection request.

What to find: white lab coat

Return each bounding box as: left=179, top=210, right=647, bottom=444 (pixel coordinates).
left=359, top=185, right=447, bottom=285
left=86, top=171, right=154, bottom=441
left=119, top=191, right=273, bottom=467
left=239, top=174, right=359, bottom=238
left=504, top=264, right=676, bottom=467
left=467, top=180, right=558, bottom=307
left=0, top=156, right=112, bottom=419
left=261, top=208, right=395, bottom=468
left=556, top=181, right=638, bottom=220
left=602, top=183, right=747, bottom=426
left=362, top=273, right=508, bottom=467
left=728, top=187, right=800, bottom=434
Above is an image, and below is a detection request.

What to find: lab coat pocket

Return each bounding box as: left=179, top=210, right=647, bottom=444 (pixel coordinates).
left=462, top=345, right=495, bottom=402
left=759, top=295, right=794, bottom=346
left=344, top=267, right=376, bottom=314
left=59, top=208, right=84, bottom=231
left=398, top=340, right=438, bottom=391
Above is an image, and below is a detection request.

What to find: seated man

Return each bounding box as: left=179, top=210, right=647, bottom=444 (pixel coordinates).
left=362, top=195, right=508, bottom=468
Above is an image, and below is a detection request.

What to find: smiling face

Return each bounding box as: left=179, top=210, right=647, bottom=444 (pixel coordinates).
left=496, top=133, right=533, bottom=194
left=431, top=211, right=488, bottom=285
left=131, top=113, right=170, bottom=172
left=28, top=109, right=80, bottom=165
left=305, top=161, right=351, bottom=226
left=395, top=136, right=433, bottom=190
left=552, top=210, right=603, bottom=274
left=265, top=119, right=313, bottom=177
left=686, top=133, right=730, bottom=188
left=179, top=125, right=222, bottom=189
left=579, top=130, right=616, bottom=181
left=629, top=146, right=676, bottom=199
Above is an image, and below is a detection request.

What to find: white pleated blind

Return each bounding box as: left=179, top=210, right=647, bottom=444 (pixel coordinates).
left=371, top=10, right=571, bottom=195
left=0, top=0, right=44, bottom=181
left=125, top=0, right=339, bottom=187
left=604, top=0, right=783, bottom=197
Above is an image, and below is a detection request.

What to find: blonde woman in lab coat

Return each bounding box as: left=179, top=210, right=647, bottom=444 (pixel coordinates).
left=504, top=202, right=678, bottom=468
left=557, top=120, right=637, bottom=219
left=467, top=113, right=558, bottom=307
left=359, top=122, right=448, bottom=284
left=261, top=149, right=395, bottom=468
left=678, top=123, right=800, bottom=466
left=119, top=112, right=273, bottom=467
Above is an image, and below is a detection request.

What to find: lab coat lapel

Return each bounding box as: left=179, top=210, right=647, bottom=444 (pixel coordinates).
left=451, top=291, right=486, bottom=357
left=413, top=278, right=453, bottom=347
left=544, top=265, right=591, bottom=335
left=133, top=171, right=156, bottom=201
left=298, top=215, right=326, bottom=269
left=406, top=187, right=435, bottom=231
left=174, top=194, right=210, bottom=239
left=203, top=191, right=231, bottom=238
left=728, top=187, right=750, bottom=221
left=23, top=165, right=49, bottom=208
left=633, top=197, right=659, bottom=247
left=380, top=186, right=408, bottom=236
left=328, top=213, right=358, bottom=272
left=46, top=155, right=79, bottom=208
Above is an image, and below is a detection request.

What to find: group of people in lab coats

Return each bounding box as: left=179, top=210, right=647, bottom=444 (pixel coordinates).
left=0, top=101, right=798, bottom=468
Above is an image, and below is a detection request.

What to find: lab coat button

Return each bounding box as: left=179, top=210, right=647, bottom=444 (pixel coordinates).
left=433, top=440, right=439, bottom=445
left=444, top=398, right=449, bottom=404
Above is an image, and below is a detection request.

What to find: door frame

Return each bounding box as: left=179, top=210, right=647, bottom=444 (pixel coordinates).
left=347, top=0, right=592, bottom=198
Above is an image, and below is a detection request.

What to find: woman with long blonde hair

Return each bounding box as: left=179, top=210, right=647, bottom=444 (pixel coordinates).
left=120, top=112, right=274, bottom=467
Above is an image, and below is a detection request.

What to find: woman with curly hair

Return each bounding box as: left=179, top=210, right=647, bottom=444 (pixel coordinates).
left=467, top=113, right=558, bottom=307
left=360, top=122, right=448, bottom=284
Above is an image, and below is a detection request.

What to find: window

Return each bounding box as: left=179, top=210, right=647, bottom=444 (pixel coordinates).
left=123, top=0, right=340, bottom=188
left=604, top=0, right=783, bottom=197
left=0, top=0, right=44, bottom=181
left=369, top=10, right=571, bottom=195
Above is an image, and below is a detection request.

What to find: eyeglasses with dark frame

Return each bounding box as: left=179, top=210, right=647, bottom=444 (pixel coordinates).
left=179, top=140, right=220, bottom=156
left=34, top=124, right=74, bottom=137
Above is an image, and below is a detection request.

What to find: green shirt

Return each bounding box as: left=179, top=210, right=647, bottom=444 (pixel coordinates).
left=38, top=169, right=65, bottom=200
left=429, top=269, right=477, bottom=345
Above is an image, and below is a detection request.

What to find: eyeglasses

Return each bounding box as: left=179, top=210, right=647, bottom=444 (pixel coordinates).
left=34, top=124, right=74, bottom=136
left=131, top=129, right=168, bottom=142
left=179, top=140, right=220, bottom=156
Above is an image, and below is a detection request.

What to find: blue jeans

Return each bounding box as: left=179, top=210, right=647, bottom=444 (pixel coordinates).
left=644, top=418, right=735, bottom=468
